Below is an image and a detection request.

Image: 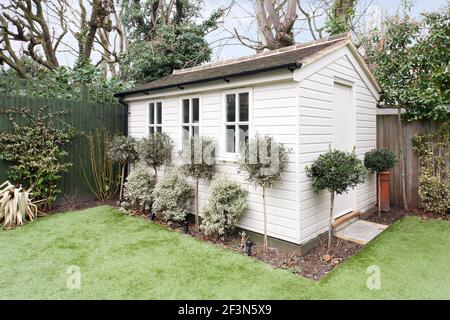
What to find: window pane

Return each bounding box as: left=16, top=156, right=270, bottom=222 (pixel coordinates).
left=157, top=102, right=162, bottom=124
left=182, top=126, right=190, bottom=142
left=156, top=126, right=162, bottom=133
left=239, top=125, right=249, bottom=148
left=192, top=126, right=199, bottom=137
left=192, top=98, right=199, bottom=123
left=239, top=93, right=249, bottom=122
left=149, top=127, right=154, bottom=135
left=226, top=94, right=236, bottom=122
left=226, top=125, right=236, bottom=153
left=149, top=103, right=155, bottom=124
left=182, top=99, right=190, bottom=123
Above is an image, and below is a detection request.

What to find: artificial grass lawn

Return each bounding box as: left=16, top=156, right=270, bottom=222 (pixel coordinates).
left=0, top=206, right=449, bottom=299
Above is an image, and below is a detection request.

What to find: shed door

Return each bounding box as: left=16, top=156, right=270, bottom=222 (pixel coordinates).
left=333, top=82, right=356, bottom=218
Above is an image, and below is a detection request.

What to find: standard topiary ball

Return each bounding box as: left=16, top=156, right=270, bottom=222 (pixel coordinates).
left=306, top=149, right=367, bottom=195
left=201, top=178, right=248, bottom=238
left=152, top=170, right=193, bottom=223
left=123, top=163, right=156, bottom=211
left=107, top=135, right=139, bottom=164
left=364, top=149, right=397, bottom=173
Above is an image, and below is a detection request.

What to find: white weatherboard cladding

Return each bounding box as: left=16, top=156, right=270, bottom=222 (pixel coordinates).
left=128, top=75, right=300, bottom=244
left=126, top=44, right=378, bottom=245
left=298, top=53, right=377, bottom=244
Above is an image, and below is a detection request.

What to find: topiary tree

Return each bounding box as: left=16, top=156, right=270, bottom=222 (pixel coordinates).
left=179, top=136, right=216, bottom=226
left=238, top=136, right=289, bottom=253
left=201, top=177, right=248, bottom=239
left=122, top=162, right=156, bottom=213
left=137, top=133, right=173, bottom=181
left=152, top=169, right=193, bottom=225
left=107, top=135, right=139, bottom=201
left=364, top=149, right=397, bottom=217
left=306, top=148, right=366, bottom=251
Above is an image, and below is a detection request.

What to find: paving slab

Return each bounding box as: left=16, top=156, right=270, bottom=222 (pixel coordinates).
left=334, top=220, right=388, bottom=245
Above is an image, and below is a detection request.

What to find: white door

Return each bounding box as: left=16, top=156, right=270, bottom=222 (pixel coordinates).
left=333, top=82, right=356, bottom=218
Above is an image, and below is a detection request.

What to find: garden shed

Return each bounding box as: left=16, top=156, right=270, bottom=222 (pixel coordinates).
left=115, top=32, right=381, bottom=246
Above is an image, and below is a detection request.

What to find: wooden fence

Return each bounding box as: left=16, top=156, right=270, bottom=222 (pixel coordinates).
left=0, top=95, right=125, bottom=203
left=377, top=110, right=444, bottom=209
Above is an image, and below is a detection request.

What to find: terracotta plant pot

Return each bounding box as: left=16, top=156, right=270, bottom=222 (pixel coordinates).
left=379, top=171, right=391, bottom=212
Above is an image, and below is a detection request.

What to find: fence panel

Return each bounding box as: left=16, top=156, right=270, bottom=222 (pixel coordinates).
left=0, top=95, right=125, bottom=203
left=377, top=113, right=443, bottom=209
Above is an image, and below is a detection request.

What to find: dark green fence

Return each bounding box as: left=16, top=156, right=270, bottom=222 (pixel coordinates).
left=0, top=95, right=125, bottom=203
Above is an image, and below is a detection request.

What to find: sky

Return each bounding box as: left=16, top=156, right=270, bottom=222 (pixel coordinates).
left=204, top=0, right=449, bottom=61
left=2, top=0, right=448, bottom=69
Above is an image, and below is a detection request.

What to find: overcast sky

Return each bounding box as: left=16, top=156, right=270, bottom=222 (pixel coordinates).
left=204, top=0, right=449, bottom=61
left=3, top=0, right=448, bottom=68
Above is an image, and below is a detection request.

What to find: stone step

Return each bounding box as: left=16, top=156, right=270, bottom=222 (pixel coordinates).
left=332, top=211, right=361, bottom=230
left=334, top=220, right=389, bottom=245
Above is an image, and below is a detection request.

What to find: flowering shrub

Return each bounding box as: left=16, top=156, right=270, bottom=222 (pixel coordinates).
left=201, top=178, right=247, bottom=238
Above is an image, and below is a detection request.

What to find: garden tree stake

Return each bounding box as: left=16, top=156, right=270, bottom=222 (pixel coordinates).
left=238, top=136, right=289, bottom=253
left=306, top=147, right=366, bottom=252
left=397, top=105, right=408, bottom=211
left=328, top=192, right=335, bottom=249
left=179, top=136, right=216, bottom=226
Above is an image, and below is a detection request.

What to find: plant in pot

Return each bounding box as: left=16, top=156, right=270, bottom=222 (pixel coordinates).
left=364, top=149, right=397, bottom=216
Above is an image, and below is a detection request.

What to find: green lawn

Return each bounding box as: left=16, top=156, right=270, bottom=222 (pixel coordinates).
left=0, top=206, right=449, bottom=299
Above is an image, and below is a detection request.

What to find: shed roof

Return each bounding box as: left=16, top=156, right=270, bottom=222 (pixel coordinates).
left=115, top=33, right=371, bottom=97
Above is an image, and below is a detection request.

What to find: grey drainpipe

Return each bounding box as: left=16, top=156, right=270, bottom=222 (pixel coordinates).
left=118, top=96, right=129, bottom=136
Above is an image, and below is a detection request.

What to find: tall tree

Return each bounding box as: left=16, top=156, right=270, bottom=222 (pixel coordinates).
left=235, top=0, right=298, bottom=51
left=119, top=0, right=224, bottom=84
left=325, top=0, right=358, bottom=35
left=361, top=9, right=450, bottom=209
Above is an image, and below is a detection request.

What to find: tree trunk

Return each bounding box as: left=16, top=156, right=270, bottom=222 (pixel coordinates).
left=262, top=186, right=268, bottom=253
left=377, top=173, right=381, bottom=218
left=397, top=106, right=408, bottom=210
left=119, top=164, right=125, bottom=201
left=328, top=192, right=335, bottom=252
left=195, top=179, right=199, bottom=226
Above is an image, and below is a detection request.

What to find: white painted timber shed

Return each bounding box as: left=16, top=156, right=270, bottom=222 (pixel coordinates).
left=115, top=33, right=381, bottom=246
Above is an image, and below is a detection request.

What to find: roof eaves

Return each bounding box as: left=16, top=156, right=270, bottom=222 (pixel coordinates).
left=114, top=61, right=302, bottom=98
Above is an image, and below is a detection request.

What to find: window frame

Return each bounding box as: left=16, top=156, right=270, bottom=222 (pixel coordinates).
left=221, top=87, right=252, bottom=159
left=179, top=95, right=202, bottom=149
left=147, top=99, right=163, bottom=136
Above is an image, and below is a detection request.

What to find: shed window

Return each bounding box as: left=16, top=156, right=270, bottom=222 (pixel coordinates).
left=148, top=101, right=163, bottom=135
left=181, top=97, right=200, bottom=143
left=225, top=92, right=249, bottom=153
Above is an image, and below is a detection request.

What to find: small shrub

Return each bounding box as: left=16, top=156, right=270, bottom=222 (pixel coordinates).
left=364, top=149, right=397, bottom=173
left=0, top=181, right=38, bottom=229
left=201, top=178, right=248, bottom=238
left=123, top=163, right=156, bottom=212
left=152, top=170, right=193, bottom=224
left=79, top=128, right=120, bottom=201
left=413, top=123, right=450, bottom=214
left=0, top=106, right=76, bottom=208
left=137, top=133, right=173, bottom=178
